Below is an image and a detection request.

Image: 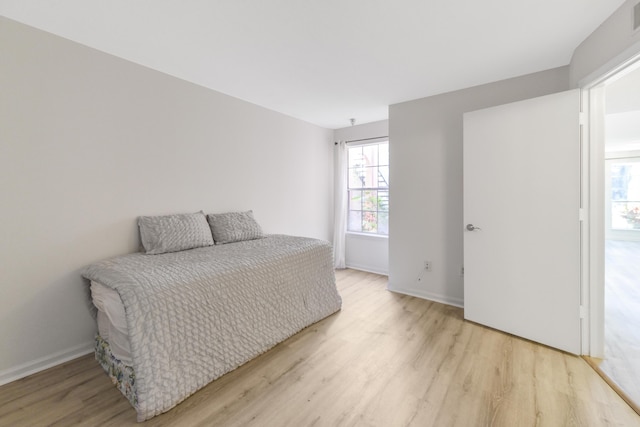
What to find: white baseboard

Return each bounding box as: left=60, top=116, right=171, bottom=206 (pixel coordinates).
left=387, top=285, right=464, bottom=308
left=0, top=341, right=94, bottom=386
left=345, top=263, right=388, bottom=276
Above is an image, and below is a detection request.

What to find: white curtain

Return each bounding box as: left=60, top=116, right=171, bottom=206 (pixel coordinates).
left=333, top=141, right=347, bottom=269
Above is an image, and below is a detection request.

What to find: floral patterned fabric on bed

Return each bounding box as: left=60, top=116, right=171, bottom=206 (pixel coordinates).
left=95, top=334, right=137, bottom=409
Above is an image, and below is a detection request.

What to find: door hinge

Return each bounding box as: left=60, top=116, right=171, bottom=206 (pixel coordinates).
left=579, top=112, right=587, bottom=125
left=579, top=209, right=586, bottom=221
left=579, top=305, right=587, bottom=319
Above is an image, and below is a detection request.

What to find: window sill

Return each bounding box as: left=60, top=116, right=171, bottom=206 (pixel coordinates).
left=346, top=232, right=389, bottom=240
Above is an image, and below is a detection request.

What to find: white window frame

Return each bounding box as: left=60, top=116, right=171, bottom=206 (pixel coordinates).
left=346, top=140, right=389, bottom=236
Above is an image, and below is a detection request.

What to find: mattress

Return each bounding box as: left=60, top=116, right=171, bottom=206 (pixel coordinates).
left=90, top=281, right=132, bottom=365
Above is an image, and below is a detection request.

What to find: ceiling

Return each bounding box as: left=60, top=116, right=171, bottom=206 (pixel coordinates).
left=0, top=0, right=627, bottom=129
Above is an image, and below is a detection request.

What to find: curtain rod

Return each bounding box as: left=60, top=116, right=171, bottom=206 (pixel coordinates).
left=334, top=136, right=388, bottom=145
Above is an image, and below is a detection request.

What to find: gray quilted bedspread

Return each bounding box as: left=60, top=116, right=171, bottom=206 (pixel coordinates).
left=82, top=234, right=342, bottom=421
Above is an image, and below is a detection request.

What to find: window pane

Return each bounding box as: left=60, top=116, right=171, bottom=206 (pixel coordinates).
left=378, top=166, right=389, bottom=188
left=349, top=167, right=364, bottom=189
left=611, top=164, right=629, bottom=200
left=348, top=211, right=362, bottom=232
left=611, top=162, right=640, bottom=230
left=379, top=212, right=389, bottom=234
left=345, top=141, right=390, bottom=236
left=378, top=190, right=389, bottom=212
left=363, top=190, right=378, bottom=211
left=362, top=211, right=378, bottom=233
left=379, top=143, right=389, bottom=166
left=349, top=190, right=362, bottom=211
left=348, top=146, right=363, bottom=168
left=360, top=166, right=377, bottom=188
left=362, top=144, right=377, bottom=166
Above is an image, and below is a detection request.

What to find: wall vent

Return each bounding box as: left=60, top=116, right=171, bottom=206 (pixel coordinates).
left=635, top=2, right=640, bottom=31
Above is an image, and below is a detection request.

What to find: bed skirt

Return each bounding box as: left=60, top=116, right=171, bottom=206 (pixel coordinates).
left=95, top=334, right=138, bottom=409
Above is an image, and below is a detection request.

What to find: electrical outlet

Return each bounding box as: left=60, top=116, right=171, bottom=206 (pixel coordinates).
left=424, top=260, right=432, bottom=271
left=460, top=266, right=464, bottom=277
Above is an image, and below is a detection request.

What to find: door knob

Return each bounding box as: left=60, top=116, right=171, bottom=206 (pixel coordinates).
left=466, top=224, right=481, bottom=231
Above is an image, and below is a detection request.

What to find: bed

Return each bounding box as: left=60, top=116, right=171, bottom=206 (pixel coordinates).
left=82, top=212, right=342, bottom=421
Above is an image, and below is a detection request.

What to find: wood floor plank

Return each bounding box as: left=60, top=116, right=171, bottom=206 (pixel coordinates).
left=0, top=269, right=638, bottom=426
left=588, top=239, right=640, bottom=415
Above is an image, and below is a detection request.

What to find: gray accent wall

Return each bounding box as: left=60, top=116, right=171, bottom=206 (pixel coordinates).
left=387, top=0, right=640, bottom=309
left=0, top=17, right=333, bottom=381
left=388, top=67, right=570, bottom=306
left=571, top=0, right=640, bottom=86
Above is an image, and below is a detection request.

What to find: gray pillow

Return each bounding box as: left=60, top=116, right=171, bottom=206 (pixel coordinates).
left=207, top=210, right=264, bottom=244
left=138, top=211, right=214, bottom=255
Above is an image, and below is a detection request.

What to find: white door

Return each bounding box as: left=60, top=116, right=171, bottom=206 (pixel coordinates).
left=463, top=89, right=582, bottom=355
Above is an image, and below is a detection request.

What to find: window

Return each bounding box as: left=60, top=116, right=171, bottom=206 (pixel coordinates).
left=609, top=159, right=640, bottom=231
left=347, top=142, right=389, bottom=235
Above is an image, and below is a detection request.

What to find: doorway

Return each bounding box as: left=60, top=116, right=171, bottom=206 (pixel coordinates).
left=587, top=60, right=640, bottom=413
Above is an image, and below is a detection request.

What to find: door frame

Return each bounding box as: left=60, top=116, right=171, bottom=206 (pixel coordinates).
left=582, top=50, right=640, bottom=357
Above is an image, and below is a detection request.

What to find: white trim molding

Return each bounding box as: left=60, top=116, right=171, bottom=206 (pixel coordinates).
left=583, top=52, right=640, bottom=357
left=387, top=286, right=463, bottom=309
left=344, top=263, right=389, bottom=276
left=0, top=341, right=94, bottom=386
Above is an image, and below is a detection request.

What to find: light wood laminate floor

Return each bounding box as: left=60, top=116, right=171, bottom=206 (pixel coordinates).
left=586, top=240, right=640, bottom=414
left=1, top=269, right=638, bottom=426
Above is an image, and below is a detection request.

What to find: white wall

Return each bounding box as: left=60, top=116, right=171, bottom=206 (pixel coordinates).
left=570, top=0, right=640, bottom=86
left=0, top=18, right=333, bottom=383
left=334, top=120, right=389, bottom=275
left=388, top=67, right=570, bottom=307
